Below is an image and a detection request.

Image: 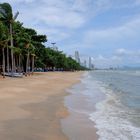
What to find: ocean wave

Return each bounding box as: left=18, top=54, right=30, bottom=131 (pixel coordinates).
left=89, top=89, right=140, bottom=140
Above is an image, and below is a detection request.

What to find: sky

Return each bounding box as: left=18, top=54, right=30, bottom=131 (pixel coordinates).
left=1, top=0, right=140, bottom=68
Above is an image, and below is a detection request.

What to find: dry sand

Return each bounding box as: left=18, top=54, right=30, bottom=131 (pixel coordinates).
left=0, top=72, right=81, bottom=140
left=0, top=72, right=98, bottom=140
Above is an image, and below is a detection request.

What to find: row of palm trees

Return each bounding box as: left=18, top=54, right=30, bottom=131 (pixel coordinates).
left=0, top=2, right=86, bottom=78
left=0, top=2, right=46, bottom=77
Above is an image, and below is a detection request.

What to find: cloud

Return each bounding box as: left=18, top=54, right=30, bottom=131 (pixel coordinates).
left=91, top=55, right=122, bottom=68
left=79, top=47, right=140, bottom=68
left=115, top=48, right=140, bottom=58
left=8, top=0, right=91, bottom=44
left=18, top=0, right=90, bottom=29
left=83, top=16, right=140, bottom=48
left=79, top=54, right=122, bottom=68
left=2, top=0, right=139, bottom=44
left=4, top=0, right=119, bottom=30
left=36, top=27, right=71, bottom=42
left=97, top=54, right=107, bottom=60
left=116, top=48, right=128, bottom=56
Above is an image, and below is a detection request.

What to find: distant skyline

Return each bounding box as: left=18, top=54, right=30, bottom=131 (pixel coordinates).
left=1, top=0, right=140, bottom=68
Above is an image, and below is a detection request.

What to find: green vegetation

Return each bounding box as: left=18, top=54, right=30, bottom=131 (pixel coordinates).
left=0, top=2, right=86, bottom=77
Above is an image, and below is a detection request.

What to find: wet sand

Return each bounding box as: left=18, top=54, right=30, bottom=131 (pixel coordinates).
left=0, top=72, right=98, bottom=140
left=62, top=112, right=98, bottom=140
left=61, top=76, right=99, bottom=140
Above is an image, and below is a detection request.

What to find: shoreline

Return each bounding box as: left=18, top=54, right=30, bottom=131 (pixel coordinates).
left=0, top=72, right=82, bottom=140
left=61, top=72, right=99, bottom=140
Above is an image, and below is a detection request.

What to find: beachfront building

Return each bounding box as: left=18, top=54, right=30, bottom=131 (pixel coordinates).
left=75, top=51, right=80, bottom=64
left=81, top=60, right=87, bottom=68
left=89, top=57, right=92, bottom=69
left=84, top=60, right=87, bottom=67
left=88, top=57, right=95, bottom=70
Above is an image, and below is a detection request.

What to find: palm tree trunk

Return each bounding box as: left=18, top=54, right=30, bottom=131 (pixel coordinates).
left=19, top=54, right=21, bottom=72
left=21, top=55, right=24, bottom=73
left=10, top=23, right=14, bottom=75
left=26, top=50, right=29, bottom=76
left=32, top=55, right=34, bottom=74
left=2, top=47, right=5, bottom=78
left=13, top=54, right=16, bottom=72
left=7, top=46, right=9, bottom=73
left=28, top=55, right=30, bottom=75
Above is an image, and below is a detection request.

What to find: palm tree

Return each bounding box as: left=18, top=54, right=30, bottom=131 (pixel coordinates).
left=31, top=53, right=35, bottom=74
left=2, top=47, right=5, bottom=77
left=25, top=43, right=30, bottom=75
left=12, top=47, right=22, bottom=72
left=0, top=41, right=6, bottom=78
left=25, top=42, right=35, bottom=76
left=0, top=3, right=19, bottom=75
left=0, top=21, right=8, bottom=77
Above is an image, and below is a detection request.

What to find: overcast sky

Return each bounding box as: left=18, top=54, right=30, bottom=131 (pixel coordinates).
left=1, top=0, right=140, bottom=68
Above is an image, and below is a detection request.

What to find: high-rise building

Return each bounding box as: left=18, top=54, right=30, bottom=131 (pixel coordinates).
left=84, top=60, right=87, bottom=67
left=89, top=57, right=92, bottom=69
left=75, top=51, right=80, bottom=64
left=88, top=57, right=95, bottom=69
left=81, top=60, right=87, bottom=67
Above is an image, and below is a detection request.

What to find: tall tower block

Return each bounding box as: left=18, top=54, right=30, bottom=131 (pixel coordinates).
left=75, top=51, right=80, bottom=64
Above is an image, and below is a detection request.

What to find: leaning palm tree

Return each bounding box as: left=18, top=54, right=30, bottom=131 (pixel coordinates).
left=14, top=27, right=33, bottom=75
left=25, top=42, right=35, bottom=76
left=0, top=3, right=19, bottom=75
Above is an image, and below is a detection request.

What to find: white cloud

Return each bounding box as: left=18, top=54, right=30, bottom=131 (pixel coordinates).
left=0, top=0, right=36, bottom=4
left=21, top=0, right=35, bottom=3
left=116, top=48, right=128, bottom=56
left=90, top=54, right=122, bottom=68
left=3, top=0, right=139, bottom=44
left=115, top=48, right=140, bottom=58
left=6, top=0, right=119, bottom=30
left=112, top=56, right=122, bottom=61
left=84, top=16, right=140, bottom=48
left=80, top=47, right=140, bottom=68
left=36, top=27, right=70, bottom=42
left=17, top=0, right=87, bottom=29
left=9, top=0, right=89, bottom=45
left=97, top=54, right=107, bottom=60
left=79, top=54, right=122, bottom=68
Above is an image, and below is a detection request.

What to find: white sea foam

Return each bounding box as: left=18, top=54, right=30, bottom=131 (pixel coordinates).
left=90, top=88, right=140, bottom=140
left=64, top=71, right=140, bottom=140
left=82, top=71, right=140, bottom=140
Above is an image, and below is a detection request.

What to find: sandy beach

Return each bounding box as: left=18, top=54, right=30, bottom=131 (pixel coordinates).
left=0, top=72, right=98, bottom=140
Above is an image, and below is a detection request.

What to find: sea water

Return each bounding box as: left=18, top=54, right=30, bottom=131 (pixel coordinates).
left=63, top=70, right=140, bottom=140
left=88, top=70, right=140, bottom=140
